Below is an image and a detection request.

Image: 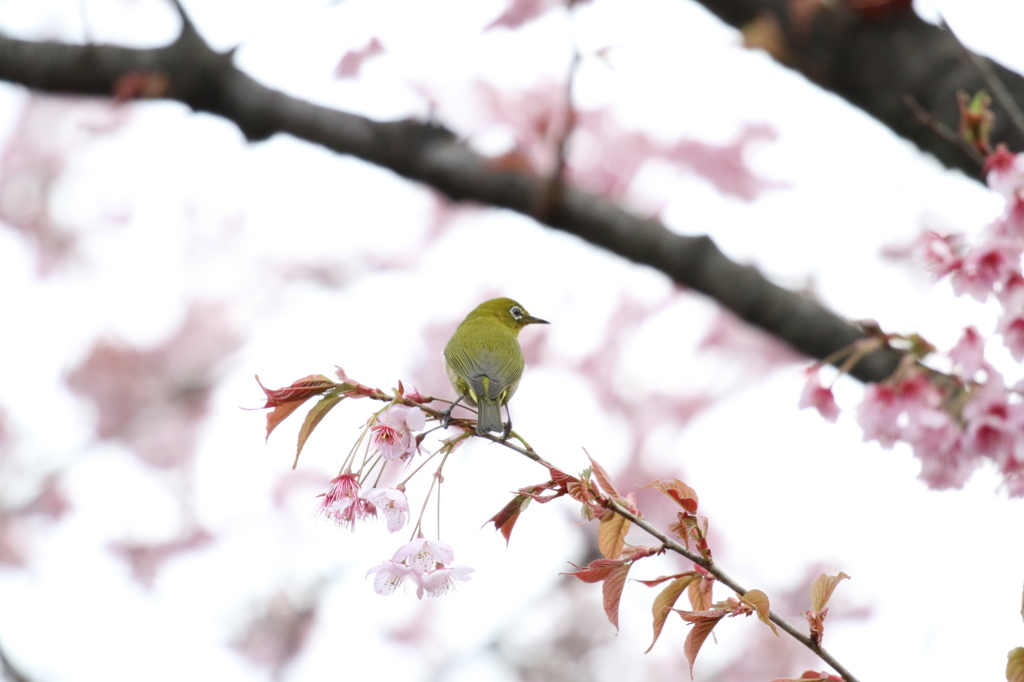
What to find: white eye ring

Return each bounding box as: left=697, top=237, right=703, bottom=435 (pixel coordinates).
left=510, top=306, right=524, bottom=320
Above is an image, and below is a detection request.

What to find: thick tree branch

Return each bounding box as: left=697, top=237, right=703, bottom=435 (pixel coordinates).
left=692, top=0, right=1024, bottom=182
left=0, top=26, right=905, bottom=381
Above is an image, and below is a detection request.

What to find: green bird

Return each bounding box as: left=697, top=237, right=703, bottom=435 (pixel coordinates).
left=442, top=297, right=549, bottom=438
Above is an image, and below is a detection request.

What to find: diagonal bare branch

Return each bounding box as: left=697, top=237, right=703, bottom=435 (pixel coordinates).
left=0, top=28, right=903, bottom=382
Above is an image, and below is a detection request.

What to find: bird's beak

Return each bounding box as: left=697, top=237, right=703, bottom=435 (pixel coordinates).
left=525, top=316, right=550, bottom=325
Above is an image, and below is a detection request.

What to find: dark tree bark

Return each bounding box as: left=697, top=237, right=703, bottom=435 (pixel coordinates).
left=4, top=3, right=1007, bottom=384
left=693, top=0, right=1024, bottom=181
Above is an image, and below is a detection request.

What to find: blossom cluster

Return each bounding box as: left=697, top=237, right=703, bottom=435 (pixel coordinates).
left=257, top=371, right=475, bottom=598
left=367, top=538, right=474, bottom=599
left=917, top=147, right=1024, bottom=362
left=800, top=148, right=1024, bottom=497
left=313, top=473, right=410, bottom=532
left=308, top=402, right=474, bottom=596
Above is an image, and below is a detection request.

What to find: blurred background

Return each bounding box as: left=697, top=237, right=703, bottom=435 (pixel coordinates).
left=1, top=0, right=1023, bottom=680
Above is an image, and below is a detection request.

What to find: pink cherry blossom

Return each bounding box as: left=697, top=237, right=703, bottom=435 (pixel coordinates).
left=856, top=374, right=948, bottom=450
left=996, top=310, right=1024, bottom=361
left=915, top=232, right=963, bottom=280
left=997, top=271, right=1024, bottom=307
left=947, top=326, right=985, bottom=380
left=985, top=147, right=1024, bottom=202
left=366, top=560, right=413, bottom=596
left=371, top=405, right=425, bottom=460
left=1004, top=473, right=1024, bottom=497
left=313, top=473, right=377, bottom=530
left=413, top=564, right=475, bottom=599
left=961, top=372, right=1024, bottom=468
left=392, top=537, right=455, bottom=574
left=903, top=408, right=972, bottom=490
left=798, top=372, right=840, bottom=423
left=365, top=488, right=409, bottom=533
left=856, top=383, right=903, bottom=449
left=950, top=242, right=1019, bottom=302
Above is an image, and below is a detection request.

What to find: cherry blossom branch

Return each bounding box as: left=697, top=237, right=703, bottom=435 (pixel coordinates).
left=263, top=374, right=862, bottom=676
left=478, top=426, right=860, bottom=679
left=603, top=498, right=860, bottom=682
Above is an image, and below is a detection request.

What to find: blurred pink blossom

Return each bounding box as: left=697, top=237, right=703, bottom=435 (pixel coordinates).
left=66, top=302, right=240, bottom=468
left=798, top=373, right=839, bottom=423
left=947, top=326, right=985, bottom=380
left=334, top=37, right=384, bottom=79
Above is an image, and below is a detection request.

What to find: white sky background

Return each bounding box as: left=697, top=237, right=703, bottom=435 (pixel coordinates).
left=1, top=0, right=1024, bottom=681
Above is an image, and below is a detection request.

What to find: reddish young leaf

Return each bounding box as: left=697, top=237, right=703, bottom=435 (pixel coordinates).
left=485, top=494, right=531, bottom=545
left=645, top=478, right=699, bottom=513
left=1008, top=647, right=1024, bottom=682
left=602, top=561, right=632, bottom=632
left=545, top=463, right=580, bottom=488
left=676, top=610, right=726, bottom=678
left=264, top=400, right=308, bottom=442
left=587, top=453, right=621, bottom=499
left=293, top=393, right=345, bottom=469
left=257, top=374, right=339, bottom=407
left=809, top=571, right=850, bottom=611
left=688, top=572, right=715, bottom=611
left=635, top=572, right=694, bottom=588
left=256, top=375, right=341, bottom=441
left=563, top=558, right=628, bottom=583
left=806, top=607, right=828, bottom=646
left=646, top=574, right=698, bottom=653
left=598, top=510, right=630, bottom=559
left=740, top=589, right=778, bottom=636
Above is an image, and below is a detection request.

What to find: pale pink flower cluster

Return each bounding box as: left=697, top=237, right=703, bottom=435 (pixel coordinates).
left=800, top=149, right=1024, bottom=496
left=371, top=405, right=425, bottom=461
left=367, top=538, right=474, bottom=599
left=314, top=473, right=409, bottom=532
left=801, top=327, right=1024, bottom=496
left=916, top=148, right=1024, bottom=362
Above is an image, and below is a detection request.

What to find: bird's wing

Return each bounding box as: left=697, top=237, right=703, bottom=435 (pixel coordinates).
left=446, top=337, right=523, bottom=402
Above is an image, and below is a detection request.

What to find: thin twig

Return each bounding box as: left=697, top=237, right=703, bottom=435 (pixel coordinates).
left=534, top=4, right=581, bottom=221
left=481, top=423, right=861, bottom=680
left=604, top=499, right=860, bottom=682
left=939, top=17, right=1024, bottom=141
left=352, top=388, right=862, bottom=679
left=904, top=94, right=985, bottom=166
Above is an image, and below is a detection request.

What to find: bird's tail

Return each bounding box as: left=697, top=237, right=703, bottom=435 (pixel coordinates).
left=475, top=399, right=504, bottom=435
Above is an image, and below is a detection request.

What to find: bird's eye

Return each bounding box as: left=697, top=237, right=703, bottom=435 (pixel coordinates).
left=510, top=306, right=524, bottom=320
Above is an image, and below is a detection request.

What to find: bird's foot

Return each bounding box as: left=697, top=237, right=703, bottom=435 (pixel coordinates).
left=440, top=406, right=454, bottom=429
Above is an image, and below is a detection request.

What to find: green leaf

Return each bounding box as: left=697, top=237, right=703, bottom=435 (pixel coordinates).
left=293, top=391, right=345, bottom=468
